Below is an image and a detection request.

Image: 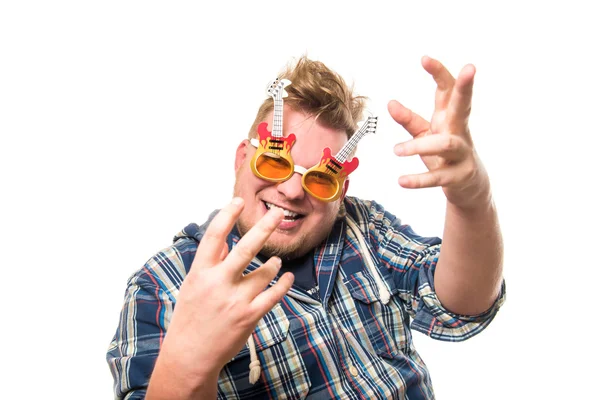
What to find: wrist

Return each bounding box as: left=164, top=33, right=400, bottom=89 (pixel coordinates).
left=446, top=168, right=492, bottom=212
left=147, top=344, right=221, bottom=399
left=447, top=189, right=493, bottom=214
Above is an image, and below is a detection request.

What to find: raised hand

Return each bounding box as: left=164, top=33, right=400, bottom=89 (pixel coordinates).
left=147, top=198, right=294, bottom=398
left=388, top=56, right=491, bottom=209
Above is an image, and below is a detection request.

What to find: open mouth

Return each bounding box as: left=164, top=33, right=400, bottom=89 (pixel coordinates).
left=263, top=201, right=305, bottom=222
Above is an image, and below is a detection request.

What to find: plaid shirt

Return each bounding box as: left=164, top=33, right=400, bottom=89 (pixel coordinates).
left=107, top=196, right=505, bottom=399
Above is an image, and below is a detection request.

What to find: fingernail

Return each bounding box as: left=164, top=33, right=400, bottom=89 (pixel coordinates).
left=394, top=144, right=404, bottom=155
left=231, top=197, right=243, bottom=206
left=273, top=257, right=282, bottom=269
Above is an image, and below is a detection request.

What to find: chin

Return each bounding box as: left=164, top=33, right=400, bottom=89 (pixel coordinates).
left=261, top=237, right=310, bottom=261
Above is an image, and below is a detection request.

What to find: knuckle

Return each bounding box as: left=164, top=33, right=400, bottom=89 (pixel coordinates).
left=257, top=220, right=275, bottom=235
left=254, top=262, right=279, bottom=282
left=430, top=173, right=442, bottom=187
left=202, top=229, right=222, bottom=242
left=262, top=289, right=279, bottom=305
left=464, top=161, right=477, bottom=181
left=265, top=261, right=281, bottom=277
left=266, top=286, right=285, bottom=305
left=442, top=135, right=458, bottom=152
left=463, top=104, right=472, bottom=116
left=235, top=244, right=255, bottom=261
left=183, top=270, right=201, bottom=287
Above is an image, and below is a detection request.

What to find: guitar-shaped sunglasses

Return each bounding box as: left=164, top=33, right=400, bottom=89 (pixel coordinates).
left=300, top=116, right=378, bottom=201
left=251, top=78, right=377, bottom=202
left=250, top=78, right=297, bottom=182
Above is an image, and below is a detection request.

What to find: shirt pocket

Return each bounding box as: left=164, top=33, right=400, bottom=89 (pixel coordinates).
left=345, top=271, right=410, bottom=359
left=217, top=303, right=311, bottom=400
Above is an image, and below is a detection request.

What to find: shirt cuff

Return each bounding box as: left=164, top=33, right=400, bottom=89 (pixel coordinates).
left=411, top=261, right=507, bottom=342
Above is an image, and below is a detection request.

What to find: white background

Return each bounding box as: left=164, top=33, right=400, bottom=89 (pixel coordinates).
left=1, top=1, right=598, bottom=398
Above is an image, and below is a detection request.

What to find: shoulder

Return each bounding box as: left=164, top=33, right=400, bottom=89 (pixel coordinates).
left=343, top=196, right=399, bottom=232
left=343, top=196, right=441, bottom=248
left=123, top=243, right=188, bottom=302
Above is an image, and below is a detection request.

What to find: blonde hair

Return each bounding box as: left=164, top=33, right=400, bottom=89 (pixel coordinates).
left=248, top=56, right=367, bottom=140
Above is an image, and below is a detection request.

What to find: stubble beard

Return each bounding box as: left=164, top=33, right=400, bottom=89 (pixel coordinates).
left=233, top=179, right=339, bottom=261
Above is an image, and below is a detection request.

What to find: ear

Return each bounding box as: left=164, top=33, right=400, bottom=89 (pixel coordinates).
left=235, top=140, right=250, bottom=172
left=341, top=179, right=350, bottom=200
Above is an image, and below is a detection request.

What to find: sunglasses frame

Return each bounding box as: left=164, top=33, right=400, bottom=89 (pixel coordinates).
left=249, top=138, right=343, bottom=202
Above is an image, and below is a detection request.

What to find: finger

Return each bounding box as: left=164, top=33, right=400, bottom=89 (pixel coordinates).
left=223, top=207, right=284, bottom=275
left=422, top=56, right=456, bottom=110
left=394, top=133, right=469, bottom=162
left=192, top=197, right=244, bottom=270
left=447, top=64, right=476, bottom=134
left=398, top=164, right=465, bottom=189
left=219, top=242, right=229, bottom=261
left=388, top=100, right=430, bottom=138
left=239, top=256, right=282, bottom=300
left=249, top=272, right=294, bottom=318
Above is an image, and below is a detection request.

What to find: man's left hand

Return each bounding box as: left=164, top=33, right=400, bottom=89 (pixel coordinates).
left=388, top=56, right=491, bottom=209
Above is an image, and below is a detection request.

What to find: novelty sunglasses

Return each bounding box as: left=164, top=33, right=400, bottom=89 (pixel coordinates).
left=249, top=115, right=377, bottom=202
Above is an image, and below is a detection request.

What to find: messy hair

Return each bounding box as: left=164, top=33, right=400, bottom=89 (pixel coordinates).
left=248, top=56, right=367, bottom=140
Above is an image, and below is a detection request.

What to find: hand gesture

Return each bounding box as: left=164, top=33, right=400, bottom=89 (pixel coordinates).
left=388, top=56, right=491, bottom=209
left=150, top=198, right=294, bottom=393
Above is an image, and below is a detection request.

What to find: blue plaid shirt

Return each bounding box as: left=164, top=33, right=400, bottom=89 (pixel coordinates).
left=107, top=196, right=505, bottom=399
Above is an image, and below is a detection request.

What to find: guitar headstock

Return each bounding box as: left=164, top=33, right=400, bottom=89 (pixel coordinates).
left=266, top=78, right=292, bottom=100
left=358, top=116, right=378, bottom=136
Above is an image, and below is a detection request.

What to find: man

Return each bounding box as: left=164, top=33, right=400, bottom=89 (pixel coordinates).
left=107, top=55, right=505, bottom=399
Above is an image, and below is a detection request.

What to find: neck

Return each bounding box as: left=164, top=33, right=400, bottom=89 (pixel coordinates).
left=272, top=98, right=284, bottom=138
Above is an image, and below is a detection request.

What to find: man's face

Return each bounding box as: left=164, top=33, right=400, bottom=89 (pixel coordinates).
left=234, top=107, right=348, bottom=260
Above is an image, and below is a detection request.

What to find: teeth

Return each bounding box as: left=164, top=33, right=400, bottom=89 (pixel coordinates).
left=265, top=202, right=298, bottom=218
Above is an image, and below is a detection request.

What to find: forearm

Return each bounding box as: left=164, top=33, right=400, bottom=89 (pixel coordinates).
left=146, top=347, right=219, bottom=400
left=434, top=195, right=503, bottom=316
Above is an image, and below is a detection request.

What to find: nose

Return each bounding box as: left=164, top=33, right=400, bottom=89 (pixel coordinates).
left=276, top=172, right=306, bottom=201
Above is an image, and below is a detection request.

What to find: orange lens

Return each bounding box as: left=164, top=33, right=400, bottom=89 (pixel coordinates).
left=303, top=171, right=339, bottom=200
left=255, top=152, right=293, bottom=180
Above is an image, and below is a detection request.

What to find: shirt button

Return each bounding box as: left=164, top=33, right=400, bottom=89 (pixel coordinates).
left=349, top=366, right=359, bottom=377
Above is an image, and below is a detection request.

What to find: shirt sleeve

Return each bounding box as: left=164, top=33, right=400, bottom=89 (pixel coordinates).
left=106, top=266, right=175, bottom=399
left=408, top=247, right=506, bottom=341
left=346, top=197, right=506, bottom=342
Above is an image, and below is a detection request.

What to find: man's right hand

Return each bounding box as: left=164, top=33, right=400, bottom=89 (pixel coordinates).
left=147, top=197, right=294, bottom=399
